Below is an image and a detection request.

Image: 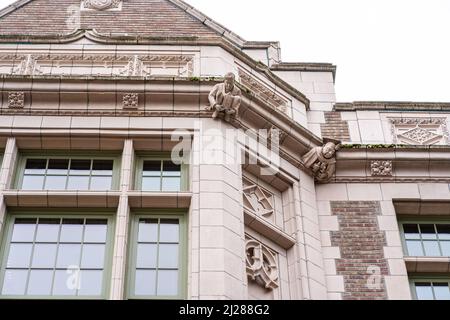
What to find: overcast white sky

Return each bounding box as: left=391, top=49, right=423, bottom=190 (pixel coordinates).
left=1, top=0, right=450, bottom=103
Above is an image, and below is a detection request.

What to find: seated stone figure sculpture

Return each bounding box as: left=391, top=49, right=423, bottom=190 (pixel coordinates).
left=302, top=140, right=341, bottom=183
left=207, top=72, right=242, bottom=122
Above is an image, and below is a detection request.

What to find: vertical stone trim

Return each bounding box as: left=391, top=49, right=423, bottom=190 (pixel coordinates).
left=320, top=112, right=350, bottom=141
left=330, top=201, right=389, bottom=300
left=109, top=139, right=134, bottom=300
left=0, top=138, right=18, bottom=235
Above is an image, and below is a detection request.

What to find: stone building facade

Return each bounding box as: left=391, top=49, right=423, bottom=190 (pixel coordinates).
left=0, top=0, right=449, bottom=300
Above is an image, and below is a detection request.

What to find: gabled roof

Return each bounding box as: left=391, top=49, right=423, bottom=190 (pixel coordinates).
left=0, top=0, right=246, bottom=45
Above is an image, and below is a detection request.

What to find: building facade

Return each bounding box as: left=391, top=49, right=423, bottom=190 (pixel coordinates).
left=0, top=0, right=449, bottom=300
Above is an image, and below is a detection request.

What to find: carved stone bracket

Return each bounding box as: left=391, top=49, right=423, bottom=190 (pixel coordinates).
left=371, top=161, right=393, bottom=177
left=122, top=93, right=139, bottom=109
left=302, top=139, right=340, bottom=183
left=8, top=92, right=25, bottom=109
left=246, top=239, right=279, bottom=290
left=207, top=72, right=242, bottom=123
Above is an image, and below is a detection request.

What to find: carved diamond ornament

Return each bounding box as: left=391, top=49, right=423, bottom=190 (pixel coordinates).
left=246, top=239, right=279, bottom=290
left=371, top=161, right=393, bottom=177
left=391, top=118, right=449, bottom=145
left=243, top=183, right=274, bottom=218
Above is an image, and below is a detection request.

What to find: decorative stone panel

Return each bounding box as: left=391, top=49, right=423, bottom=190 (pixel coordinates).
left=81, top=0, right=122, bottom=11
left=370, top=161, right=393, bottom=177
left=390, top=118, right=449, bottom=145
left=8, top=92, right=25, bottom=109
left=243, top=178, right=275, bottom=219
left=330, top=201, right=389, bottom=300
left=320, top=112, right=350, bottom=142
left=245, top=238, right=279, bottom=290
left=122, top=93, right=139, bottom=109
left=0, top=54, right=194, bottom=77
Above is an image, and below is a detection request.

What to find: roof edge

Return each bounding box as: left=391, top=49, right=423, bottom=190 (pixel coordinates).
left=271, top=62, right=337, bottom=81
left=335, top=101, right=450, bottom=112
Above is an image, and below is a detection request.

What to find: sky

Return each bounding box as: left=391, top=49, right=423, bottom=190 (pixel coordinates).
left=0, top=0, right=450, bottom=103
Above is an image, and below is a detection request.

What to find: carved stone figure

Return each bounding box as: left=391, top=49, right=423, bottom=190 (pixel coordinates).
left=207, top=72, right=242, bottom=122
left=302, top=139, right=341, bottom=183
left=246, top=239, right=279, bottom=290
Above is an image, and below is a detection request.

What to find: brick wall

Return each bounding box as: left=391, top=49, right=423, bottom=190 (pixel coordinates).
left=330, top=201, right=389, bottom=300
left=320, top=112, right=350, bottom=141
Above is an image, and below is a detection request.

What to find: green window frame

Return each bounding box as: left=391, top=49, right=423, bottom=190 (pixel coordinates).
left=126, top=211, right=187, bottom=300
left=410, top=277, right=450, bottom=300
left=14, top=152, right=121, bottom=191
left=399, top=220, right=450, bottom=257
left=0, top=211, right=115, bottom=299
left=134, top=154, right=188, bottom=192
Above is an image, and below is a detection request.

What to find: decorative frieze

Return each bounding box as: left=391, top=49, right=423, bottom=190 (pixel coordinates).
left=243, top=180, right=274, bottom=218
left=8, top=92, right=25, bottom=109
left=122, top=93, right=139, bottom=109
left=81, top=0, right=122, bottom=11
left=370, top=161, right=393, bottom=177
left=0, top=54, right=194, bottom=77
left=390, top=117, right=449, bottom=145
left=245, top=238, right=279, bottom=290
left=238, top=69, right=288, bottom=114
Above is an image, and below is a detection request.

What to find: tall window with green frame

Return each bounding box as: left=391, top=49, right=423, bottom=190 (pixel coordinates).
left=128, top=214, right=186, bottom=299
left=0, top=215, right=114, bottom=298
left=17, top=156, right=119, bottom=191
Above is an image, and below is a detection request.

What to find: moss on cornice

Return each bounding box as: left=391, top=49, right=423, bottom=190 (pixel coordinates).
left=341, top=144, right=450, bottom=150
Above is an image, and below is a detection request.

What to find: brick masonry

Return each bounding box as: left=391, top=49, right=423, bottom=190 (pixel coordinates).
left=330, top=201, right=389, bottom=300
left=320, top=112, right=350, bottom=141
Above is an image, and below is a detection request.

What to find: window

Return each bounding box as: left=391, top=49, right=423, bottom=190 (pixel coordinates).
left=0, top=215, right=113, bottom=298
left=400, top=223, right=450, bottom=257
left=127, top=214, right=186, bottom=299
left=412, top=280, right=450, bottom=300
left=136, top=157, right=187, bottom=192
left=17, top=157, right=119, bottom=191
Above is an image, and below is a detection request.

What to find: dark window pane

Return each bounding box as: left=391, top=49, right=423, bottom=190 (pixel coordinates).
left=27, top=270, right=53, bottom=296
left=135, top=270, right=156, bottom=296
left=437, top=225, right=450, bottom=240
left=143, top=161, right=162, bottom=176
left=92, top=160, right=113, bottom=174
left=47, top=159, right=69, bottom=174
left=403, top=224, right=420, bottom=240
left=162, top=162, right=181, bottom=177
left=416, top=283, right=434, bottom=300
left=1, top=269, right=28, bottom=295
left=70, top=160, right=91, bottom=173
left=24, top=159, right=46, bottom=174
left=420, top=225, right=437, bottom=240
left=22, top=175, right=45, bottom=190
